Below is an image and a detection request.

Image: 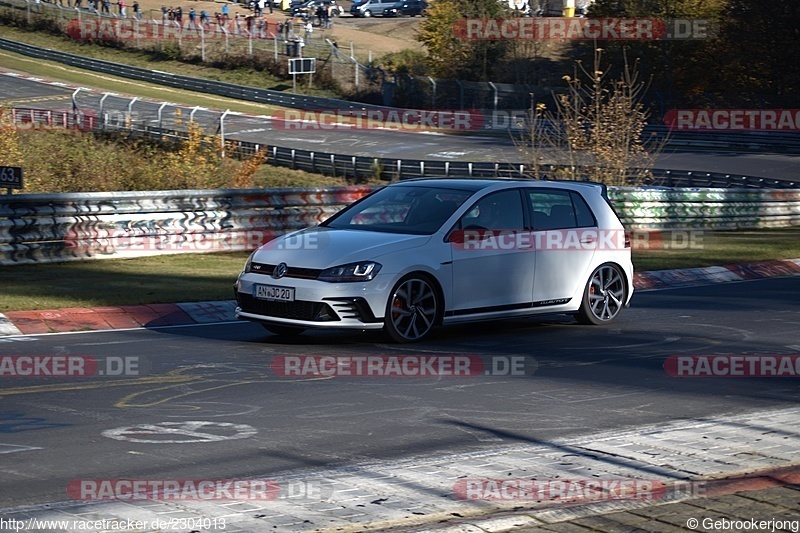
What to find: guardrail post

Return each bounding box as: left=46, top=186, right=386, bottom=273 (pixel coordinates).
left=190, top=106, right=200, bottom=122
left=519, top=164, right=524, bottom=178
left=219, top=109, right=230, bottom=157
left=419, top=161, right=424, bottom=177
left=74, top=6, right=80, bottom=21
left=468, top=162, right=473, bottom=177
left=396, top=159, right=401, bottom=180
left=310, top=151, right=315, bottom=172
left=330, top=154, right=335, bottom=175
left=273, top=35, right=277, bottom=61
left=352, top=156, right=357, bottom=179
left=71, top=87, right=83, bottom=128
left=99, top=93, right=111, bottom=131
left=445, top=161, right=449, bottom=177
left=157, top=102, right=167, bottom=138
left=489, top=82, right=498, bottom=110
left=427, top=76, right=436, bottom=108
left=127, top=96, right=138, bottom=123
left=291, top=149, right=296, bottom=169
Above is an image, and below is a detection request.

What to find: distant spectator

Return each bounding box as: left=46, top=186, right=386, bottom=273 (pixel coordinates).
left=133, top=0, right=141, bottom=19
left=189, top=7, right=197, bottom=27
left=200, top=9, right=209, bottom=25
left=118, top=0, right=125, bottom=17
left=221, top=3, right=229, bottom=22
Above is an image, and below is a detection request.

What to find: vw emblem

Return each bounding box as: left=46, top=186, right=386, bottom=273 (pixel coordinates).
left=272, top=262, right=288, bottom=279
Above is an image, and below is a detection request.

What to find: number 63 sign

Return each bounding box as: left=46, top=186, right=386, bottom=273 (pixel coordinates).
left=0, top=166, right=23, bottom=190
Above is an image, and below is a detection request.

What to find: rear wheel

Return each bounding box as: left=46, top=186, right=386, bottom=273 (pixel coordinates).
left=261, top=324, right=307, bottom=336
left=385, top=275, right=439, bottom=342
left=575, top=264, right=626, bottom=325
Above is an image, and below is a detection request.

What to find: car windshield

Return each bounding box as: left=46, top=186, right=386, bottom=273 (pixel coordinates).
left=322, top=185, right=472, bottom=235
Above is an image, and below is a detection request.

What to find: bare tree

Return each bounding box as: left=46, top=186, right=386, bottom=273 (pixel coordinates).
left=517, top=49, right=667, bottom=186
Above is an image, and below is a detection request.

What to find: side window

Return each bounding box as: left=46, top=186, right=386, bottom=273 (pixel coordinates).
left=460, top=190, right=524, bottom=231
left=571, top=191, right=597, bottom=227
left=527, top=190, right=576, bottom=230
left=527, top=189, right=597, bottom=230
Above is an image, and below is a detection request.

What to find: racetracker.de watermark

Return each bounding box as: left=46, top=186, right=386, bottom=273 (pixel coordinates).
left=665, top=109, right=800, bottom=131
left=65, top=18, right=275, bottom=41
left=453, top=18, right=713, bottom=41
left=450, top=229, right=704, bottom=251
left=0, top=356, right=143, bottom=377
left=453, top=478, right=681, bottom=502
left=67, top=478, right=334, bottom=501
left=665, top=355, right=800, bottom=377
left=270, top=355, right=537, bottom=377
left=272, top=109, right=484, bottom=132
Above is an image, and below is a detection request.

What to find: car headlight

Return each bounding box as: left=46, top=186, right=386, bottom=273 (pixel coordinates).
left=318, top=261, right=382, bottom=282
left=243, top=251, right=257, bottom=273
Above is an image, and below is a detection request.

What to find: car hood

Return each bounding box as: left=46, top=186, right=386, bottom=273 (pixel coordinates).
left=253, top=227, right=431, bottom=269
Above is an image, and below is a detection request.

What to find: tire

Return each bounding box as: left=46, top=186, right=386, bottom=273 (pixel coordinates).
left=261, top=324, right=307, bottom=336
left=575, top=263, right=627, bottom=325
left=363, top=9, right=372, bottom=16
left=384, top=275, right=439, bottom=342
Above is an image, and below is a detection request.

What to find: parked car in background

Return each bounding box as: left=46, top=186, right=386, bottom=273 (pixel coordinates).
left=235, top=179, right=634, bottom=342
left=350, top=0, right=396, bottom=17
left=291, top=0, right=343, bottom=17
left=383, top=0, right=427, bottom=16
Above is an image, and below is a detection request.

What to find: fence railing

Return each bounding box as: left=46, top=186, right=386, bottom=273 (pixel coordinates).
left=2, top=184, right=800, bottom=265
left=4, top=34, right=800, bottom=154
left=7, top=106, right=800, bottom=190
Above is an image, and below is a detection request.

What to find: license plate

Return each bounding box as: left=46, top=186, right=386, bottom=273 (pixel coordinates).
left=253, top=285, right=295, bottom=302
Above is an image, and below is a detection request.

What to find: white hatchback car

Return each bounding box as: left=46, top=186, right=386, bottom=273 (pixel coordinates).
left=235, top=179, right=634, bottom=342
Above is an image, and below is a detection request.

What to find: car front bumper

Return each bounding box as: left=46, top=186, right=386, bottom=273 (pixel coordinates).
left=234, top=273, right=392, bottom=330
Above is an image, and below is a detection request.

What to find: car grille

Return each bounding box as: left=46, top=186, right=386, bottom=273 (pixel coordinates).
left=250, top=262, right=322, bottom=280
left=238, top=294, right=339, bottom=322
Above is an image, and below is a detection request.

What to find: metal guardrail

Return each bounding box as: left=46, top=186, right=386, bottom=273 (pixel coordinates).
left=2, top=186, right=799, bottom=265
left=0, top=187, right=373, bottom=265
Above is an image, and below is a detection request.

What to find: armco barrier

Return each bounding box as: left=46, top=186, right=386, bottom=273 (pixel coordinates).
left=614, top=188, right=800, bottom=230
left=2, top=186, right=799, bottom=265
left=0, top=187, right=373, bottom=265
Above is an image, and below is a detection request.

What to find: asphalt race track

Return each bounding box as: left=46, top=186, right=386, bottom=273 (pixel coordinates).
left=1, top=278, right=799, bottom=510
left=2, top=73, right=800, bottom=179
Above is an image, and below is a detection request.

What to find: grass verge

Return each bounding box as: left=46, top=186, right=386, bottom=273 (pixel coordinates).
left=1, top=229, right=798, bottom=312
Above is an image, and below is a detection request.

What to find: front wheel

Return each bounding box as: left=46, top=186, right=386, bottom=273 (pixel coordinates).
left=575, top=263, right=626, bottom=325
left=385, top=276, right=439, bottom=342
left=261, top=324, right=307, bottom=336
left=363, top=9, right=372, bottom=16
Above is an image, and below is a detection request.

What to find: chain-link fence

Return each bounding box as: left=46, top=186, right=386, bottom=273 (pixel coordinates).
left=0, top=0, right=363, bottom=90
left=389, top=75, right=550, bottom=111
